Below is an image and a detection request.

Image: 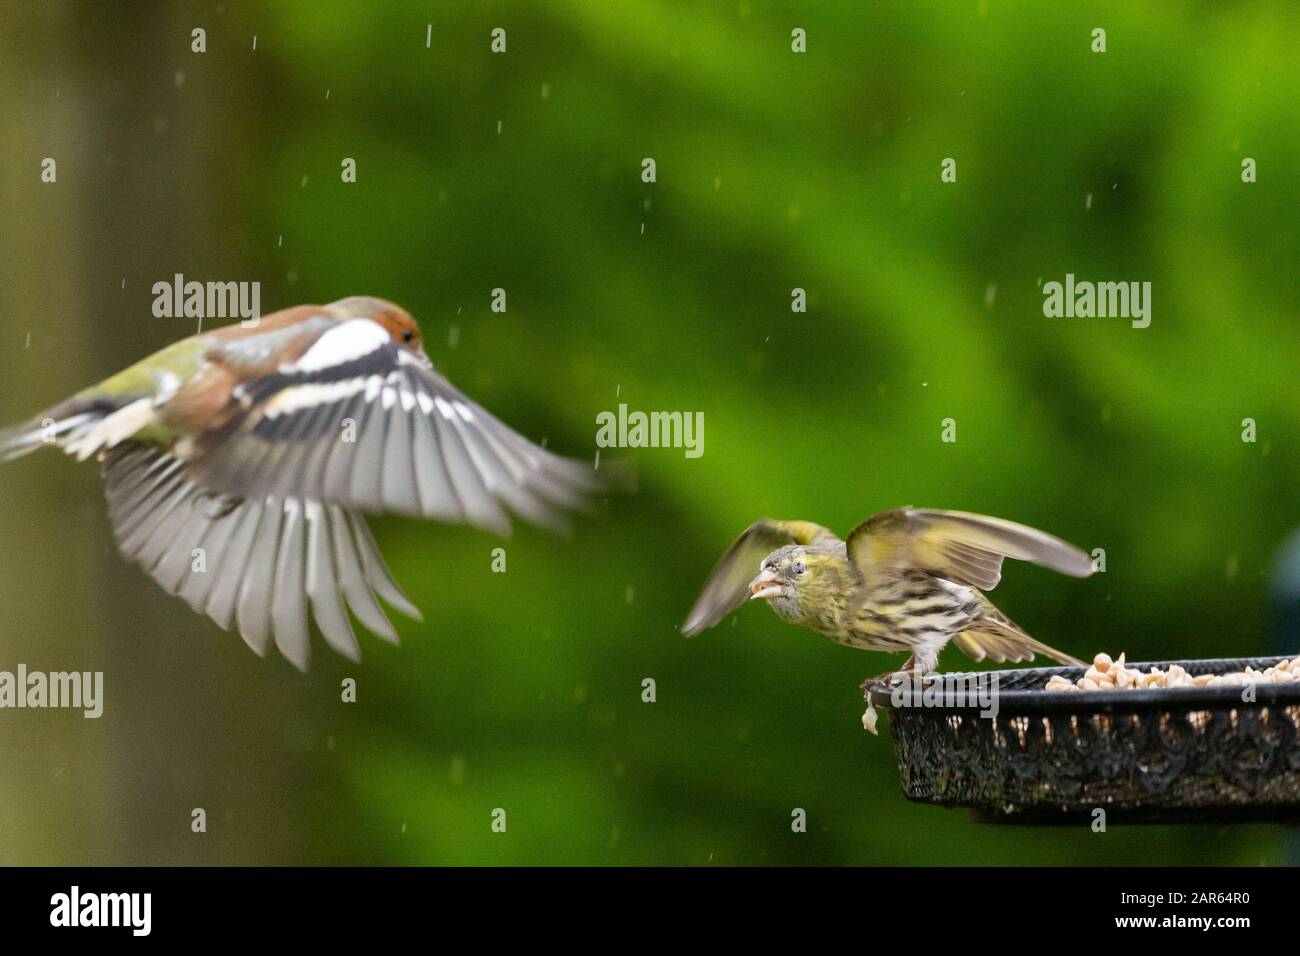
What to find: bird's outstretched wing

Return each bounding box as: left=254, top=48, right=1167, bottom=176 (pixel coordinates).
left=185, top=318, right=628, bottom=536
left=845, top=507, right=1094, bottom=590
left=681, top=519, right=838, bottom=636
left=102, top=442, right=421, bottom=671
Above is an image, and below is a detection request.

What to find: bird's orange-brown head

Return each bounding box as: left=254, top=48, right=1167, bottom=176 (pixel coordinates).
left=328, top=295, right=425, bottom=356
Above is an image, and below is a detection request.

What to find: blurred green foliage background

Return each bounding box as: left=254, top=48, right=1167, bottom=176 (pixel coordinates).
left=1, top=0, right=1299, bottom=865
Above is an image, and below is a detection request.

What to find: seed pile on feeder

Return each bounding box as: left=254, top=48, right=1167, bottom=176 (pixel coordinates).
left=1044, top=652, right=1300, bottom=692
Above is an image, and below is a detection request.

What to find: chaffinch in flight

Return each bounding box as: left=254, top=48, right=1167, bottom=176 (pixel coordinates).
left=682, top=508, right=1092, bottom=675
left=1, top=296, right=627, bottom=670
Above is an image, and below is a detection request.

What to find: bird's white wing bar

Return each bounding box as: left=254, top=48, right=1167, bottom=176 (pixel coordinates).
left=279, top=318, right=391, bottom=374
left=101, top=442, right=420, bottom=671
left=262, top=378, right=369, bottom=419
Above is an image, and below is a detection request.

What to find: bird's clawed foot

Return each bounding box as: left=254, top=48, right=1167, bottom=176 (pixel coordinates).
left=860, top=656, right=933, bottom=693
left=860, top=669, right=896, bottom=693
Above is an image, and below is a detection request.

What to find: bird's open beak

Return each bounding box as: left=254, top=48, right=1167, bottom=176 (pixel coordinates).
left=748, top=568, right=784, bottom=600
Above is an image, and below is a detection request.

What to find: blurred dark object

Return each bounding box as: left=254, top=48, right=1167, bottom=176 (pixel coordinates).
left=1269, top=529, right=1300, bottom=649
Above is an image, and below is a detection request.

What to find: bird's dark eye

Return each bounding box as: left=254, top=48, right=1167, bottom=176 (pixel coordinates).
left=402, top=329, right=414, bottom=343
left=792, top=560, right=807, bottom=576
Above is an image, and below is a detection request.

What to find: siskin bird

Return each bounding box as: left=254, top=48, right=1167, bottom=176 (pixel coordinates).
left=0, top=295, right=626, bottom=670
left=682, top=507, right=1092, bottom=675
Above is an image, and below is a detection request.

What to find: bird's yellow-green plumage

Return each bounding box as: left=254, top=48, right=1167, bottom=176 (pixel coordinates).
left=80, top=336, right=209, bottom=401
left=67, top=336, right=211, bottom=445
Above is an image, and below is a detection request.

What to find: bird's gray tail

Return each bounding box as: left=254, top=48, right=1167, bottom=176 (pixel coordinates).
left=0, top=398, right=118, bottom=462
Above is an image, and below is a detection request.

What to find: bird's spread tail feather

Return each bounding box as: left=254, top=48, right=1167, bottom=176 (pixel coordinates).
left=0, top=411, right=99, bottom=462
left=952, top=616, right=1083, bottom=667
left=0, top=392, right=152, bottom=464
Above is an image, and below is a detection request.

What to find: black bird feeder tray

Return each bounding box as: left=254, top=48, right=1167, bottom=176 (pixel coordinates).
left=864, top=656, right=1300, bottom=824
